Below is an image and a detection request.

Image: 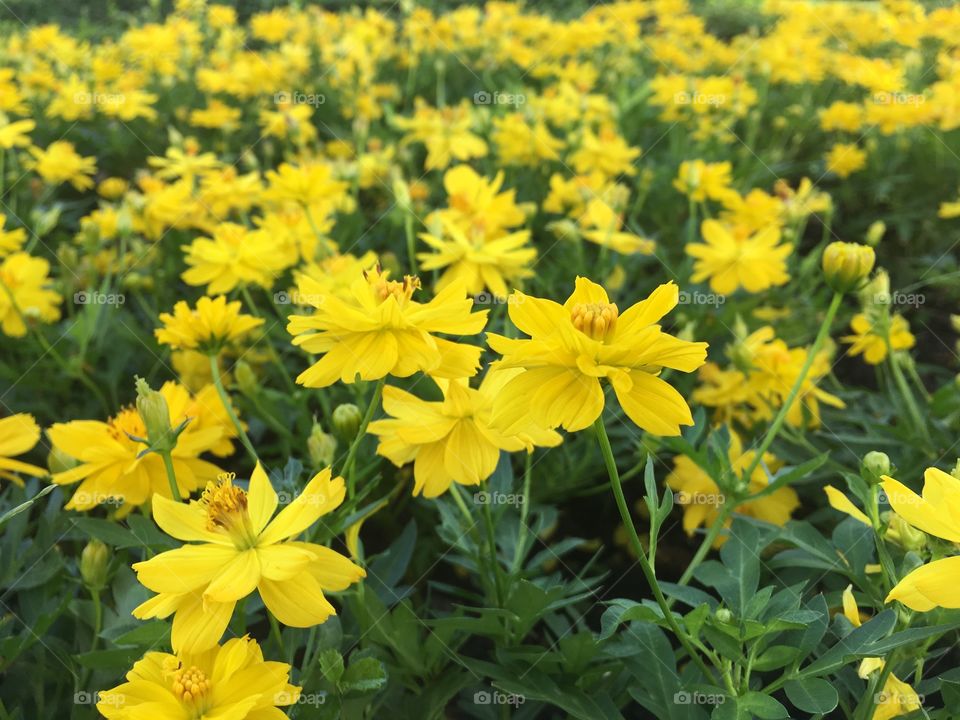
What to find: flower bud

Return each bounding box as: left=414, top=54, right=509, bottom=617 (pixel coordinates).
left=822, top=241, right=875, bottom=293
left=80, top=540, right=110, bottom=591
left=715, top=608, right=733, bottom=623
left=884, top=513, right=926, bottom=552
left=134, top=377, right=182, bottom=453
left=234, top=361, right=258, bottom=397
left=861, top=451, right=891, bottom=483
left=865, top=221, right=885, bottom=246
left=332, top=403, right=362, bottom=441
left=307, top=423, right=337, bottom=468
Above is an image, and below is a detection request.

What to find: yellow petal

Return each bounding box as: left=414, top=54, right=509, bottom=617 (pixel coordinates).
left=248, top=462, right=279, bottom=535
left=133, top=545, right=238, bottom=594
left=886, top=556, right=960, bottom=611
left=259, top=468, right=345, bottom=545
left=203, top=549, right=261, bottom=603
left=152, top=495, right=225, bottom=544
left=259, top=573, right=336, bottom=627
left=824, top=486, right=871, bottom=526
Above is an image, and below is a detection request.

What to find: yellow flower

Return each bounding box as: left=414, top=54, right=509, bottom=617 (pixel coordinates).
left=97, top=636, right=300, bottom=719
left=368, top=370, right=561, bottom=497
left=29, top=141, right=97, bottom=190
left=826, top=142, right=868, bottom=178
left=287, top=267, right=488, bottom=387
left=673, top=160, right=736, bottom=203
left=568, top=125, right=640, bottom=178
left=182, top=222, right=288, bottom=294
left=156, top=296, right=264, bottom=354
left=0, top=214, right=26, bottom=257
left=0, top=117, right=34, bottom=149
left=132, top=464, right=365, bottom=653
left=822, top=241, right=875, bottom=293
left=418, top=217, right=536, bottom=298
left=189, top=100, right=242, bottom=131
left=148, top=144, right=221, bottom=182
left=666, top=430, right=799, bottom=544
left=883, top=468, right=960, bottom=611
left=492, top=113, right=564, bottom=166
left=843, top=313, right=915, bottom=365
left=263, top=161, right=348, bottom=208
left=577, top=198, right=655, bottom=255
left=487, top=278, right=708, bottom=434
left=97, top=177, right=129, bottom=200
left=0, top=413, right=46, bottom=484
left=429, top=165, right=526, bottom=239
left=687, top=220, right=791, bottom=294
left=0, top=252, right=62, bottom=337
left=48, top=382, right=230, bottom=511
left=394, top=101, right=487, bottom=171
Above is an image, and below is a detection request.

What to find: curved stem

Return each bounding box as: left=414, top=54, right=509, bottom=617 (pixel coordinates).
left=340, top=377, right=386, bottom=494
left=594, top=416, right=721, bottom=686
left=208, top=353, right=259, bottom=464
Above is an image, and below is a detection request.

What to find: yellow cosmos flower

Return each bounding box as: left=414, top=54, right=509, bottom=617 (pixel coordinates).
left=132, top=464, right=364, bottom=653
left=182, top=222, right=288, bottom=294
left=883, top=468, right=960, bottom=611
left=687, top=220, right=792, bottom=295
left=156, top=296, right=264, bottom=354
left=29, top=140, right=97, bottom=190
left=293, top=251, right=379, bottom=302
left=666, top=430, right=799, bottom=545
left=673, top=160, right=736, bottom=203
left=394, top=100, right=487, bottom=171
left=0, top=214, right=26, bottom=257
left=429, top=165, right=526, bottom=239
left=97, top=636, right=300, bottom=720
left=492, top=113, right=564, bottom=166
left=368, top=370, right=562, bottom=497
left=0, top=251, right=62, bottom=337
left=48, top=382, right=230, bottom=511
left=568, top=125, right=640, bottom=178
left=418, top=218, right=536, bottom=298
left=287, top=267, right=488, bottom=387
left=0, top=413, right=46, bottom=484
left=0, top=117, right=34, bottom=149
left=577, top=198, right=655, bottom=255
left=826, top=142, right=868, bottom=178
left=842, top=313, right=915, bottom=365
left=263, top=161, right=348, bottom=208
left=487, top=278, right=708, bottom=434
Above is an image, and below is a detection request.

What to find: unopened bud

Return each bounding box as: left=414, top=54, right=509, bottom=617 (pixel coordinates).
left=861, top=451, right=891, bottom=483
left=234, top=361, right=258, bottom=397
left=80, top=540, right=110, bottom=591
left=822, top=241, right=875, bottom=293
left=865, top=221, right=885, bottom=247
left=332, top=403, right=362, bottom=441
left=307, top=423, right=337, bottom=468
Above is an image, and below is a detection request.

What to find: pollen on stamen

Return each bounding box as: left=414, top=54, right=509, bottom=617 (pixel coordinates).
left=570, top=301, right=619, bottom=341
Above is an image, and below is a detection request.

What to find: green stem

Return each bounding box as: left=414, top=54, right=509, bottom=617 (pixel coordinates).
left=208, top=353, right=259, bottom=464
left=511, top=452, right=533, bottom=575
left=481, top=498, right=505, bottom=606
left=90, top=590, right=102, bottom=653
left=340, top=377, right=386, bottom=495
left=594, top=416, right=721, bottom=686
left=677, top=291, right=844, bottom=588
left=160, top=450, right=182, bottom=502
left=404, top=211, right=417, bottom=275
left=268, top=613, right=287, bottom=661
left=887, top=351, right=928, bottom=443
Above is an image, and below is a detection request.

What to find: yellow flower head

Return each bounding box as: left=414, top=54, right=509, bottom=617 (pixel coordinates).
left=826, top=142, right=868, bottom=178
left=0, top=214, right=27, bottom=257
left=843, top=313, right=915, bottom=365
left=687, top=220, right=792, bottom=295
left=29, top=141, right=97, bottom=191
left=132, top=463, right=365, bottom=652
left=97, top=636, right=300, bottom=719
left=287, top=266, right=488, bottom=387
left=0, top=413, right=46, bottom=484
left=182, top=222, right=289, bottom=295
left=393, top=100, right=488, bottom=171
left=487, top=278, right=708, bottom=434
left=673, top=160, right=736, bottom=203
left=156, top=295, right=264, bottom=354
left=0, top=251, right=62, bottom=337
left=48, top=381, right=232, bottom=511
left=368, top=370, right=562, bottom=497
left=822, top=241, right=875, bottom=293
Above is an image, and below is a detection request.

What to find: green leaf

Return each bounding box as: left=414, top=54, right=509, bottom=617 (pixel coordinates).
left=318, top=649, right=344, bottom=685
left=339, top=656, right=387, bottom=694
left=799, top=610, right=897, bottom=678
left=784, top=678, right=839, bottom=714
left=0, top=484, right=55, bottom=528
left=739, top=691, right=789, bottom=719
left=752, top=645, right=798, bottom=672
left=600, top=600, right=663, bottom=640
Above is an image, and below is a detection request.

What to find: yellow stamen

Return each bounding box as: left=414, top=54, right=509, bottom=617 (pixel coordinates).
left=171, top=665, right=211, bottom=707
left=107, top=407, right=147, bottom=444
left=570, top=302, right=618, bottom=341
left=364, top=266, right=421, bottom=305
left=200, top=476, right=256, bottom=547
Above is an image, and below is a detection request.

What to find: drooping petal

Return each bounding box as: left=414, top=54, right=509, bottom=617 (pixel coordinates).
left=259, top=573, right=336, bottom=627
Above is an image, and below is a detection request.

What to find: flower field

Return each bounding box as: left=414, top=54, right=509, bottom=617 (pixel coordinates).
left=2, top=0, right=960, bottom=718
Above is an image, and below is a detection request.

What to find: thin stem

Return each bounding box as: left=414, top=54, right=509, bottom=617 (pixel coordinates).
left=594, top=416, right=721, bottom=686
left=887, top=351, right=928, bottom=443
left=677, top=291, right=844, bottom=588
left=268, top=613, right=287, bottom=661
left=160, top=450, right=182, bottom=502
left=340, top=377, right=386, bottom=495
left=481, top=498, right=505, bottom=606
left=208, top=353, right=259, bottom=464
left=511, top=452, right=533, bottom=574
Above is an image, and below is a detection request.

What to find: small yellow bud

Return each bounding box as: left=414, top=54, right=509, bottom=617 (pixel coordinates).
left=80, top=540, right=110, bottom=591
left=865, top=221, right=885, bottom=246
left=822, top=241, right=875, bottom=293
left=307, top=423, right=337, bottom=468
left=862, top=451, right=891, bottom=482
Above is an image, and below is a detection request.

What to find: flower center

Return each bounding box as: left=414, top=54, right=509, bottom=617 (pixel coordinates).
left=365, top=268, right=421, bottom=305
left=107, top=407, right=148, bottom=445
left=171, top=665, right=211, bottom=711
left=570, top=302, right=618, bottom=341
left=201, top=475, right=257, bottom=547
